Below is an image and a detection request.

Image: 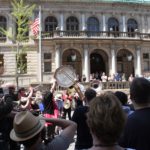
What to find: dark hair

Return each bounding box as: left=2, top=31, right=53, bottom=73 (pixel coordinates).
left=0, top=96, right=13, bottom=118
left=114, top=91, right=128, bottom=105
left=18, top=87, right=25, bottom=93
left=130, top=77, right=150, bottom=104
left=43, top=91, right=54, bottom=114
left=84, top=88, right=96, bottom=102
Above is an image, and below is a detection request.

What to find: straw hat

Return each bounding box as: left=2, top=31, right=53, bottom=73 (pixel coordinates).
left=10, top=111, right=45, bottom=142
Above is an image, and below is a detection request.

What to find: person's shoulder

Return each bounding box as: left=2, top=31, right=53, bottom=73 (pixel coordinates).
left=46, top=134, right=72, bottom=150
left=75, top=105, right=88, bottom=112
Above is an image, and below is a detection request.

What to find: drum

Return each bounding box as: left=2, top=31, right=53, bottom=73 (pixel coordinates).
left=54, top=65, right=76, bottom=88
left=54, top=65, right=84, bottom=100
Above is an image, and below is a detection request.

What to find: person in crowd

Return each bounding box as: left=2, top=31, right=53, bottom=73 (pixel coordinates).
left=121, top=73, right=126, bottom=82
left=128, top=74, right=134, bottom=83
left=62, top=91, right=72, bottom=120
left=10, top=111, right=77, bottom=150
left=41, top=79, right=59, bottom=143
left=72, top=88, right=96, bottom=150
left=18, top=85, right=34, bottom=110
left=0, top=94, right=20, bottom=150
left=114, top=91, right=134, bottom=116
left=2, top=83, right=18, bottom=101
left=115, top=72, right=121, bottom=81
left=74, top=92, right=83, bottom=108
left=55, top=93, right=64, bottom=117
left=107, top=74, right=115, bottom=82
left=101, top=72, right=107, bottom=82
left=87, top=91, right=126, bottom=150
left=119, top=77, right=150, bottom=150
left=95, top=72, right=100, bottom=80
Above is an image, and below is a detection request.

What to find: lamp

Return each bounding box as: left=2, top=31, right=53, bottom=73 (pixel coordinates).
left=110, top=27, right=113, bottom=31
left=127, top=54, right=132, bottom=61
left=71, top=50, right=76, bottom=61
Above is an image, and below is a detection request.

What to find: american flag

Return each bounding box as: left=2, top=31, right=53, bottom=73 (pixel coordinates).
left=30, top=17, right=39, bottom=36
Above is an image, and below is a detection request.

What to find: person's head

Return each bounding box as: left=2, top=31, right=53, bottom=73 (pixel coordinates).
left=10, top=111, right=45, bottom=147
left=18, top=87, right=26, bottom=96
left=0, top=96, right=13, bottom=119
left=114, top=91, right=128, bottom=105
left=84, top=88, right=96, bottom=103
left=130, top=77, right=150, bottom=105
left=43, top=91, right=53, bottom=106
left=87, top=91, right=126, bottom=145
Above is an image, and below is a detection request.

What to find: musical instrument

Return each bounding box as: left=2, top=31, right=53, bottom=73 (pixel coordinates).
left=91, top=80, right=102, bottom=94
left=63, top=99, right=71, bottom=109
left=54, top=65, right=84, bottom=100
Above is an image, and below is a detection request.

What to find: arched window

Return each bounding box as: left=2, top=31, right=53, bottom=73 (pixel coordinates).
left=66, top=16, right=79, bottom=31
left=127, top=19, right=138, bottom=32
left=0, top=16, right=6, bottom=38
left=87, top=17, right=99, bottom=32
left=108, top=17, right=119, bottom=32
left=45, top=16, right=58, bottom=31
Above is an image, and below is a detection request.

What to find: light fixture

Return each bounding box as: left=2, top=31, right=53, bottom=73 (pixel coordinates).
left=127, top=54, right=132, bottom=61
left=71, top=50, right=76, bottom=61
left=110, top=27, right=113, bottom=31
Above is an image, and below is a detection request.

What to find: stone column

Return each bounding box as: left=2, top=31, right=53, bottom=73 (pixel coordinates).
left=135, top=46, right=142, bottom=76
left=55, top=45, right=61, bottom=69
left=83, top=45, right=90, bottom=82
left=122, top=15, right=126, bottom=32
left=81, top=13, right=86, bottom=31
left=111, top=46, right=116, bottom=75
left=60, top=13, right=64, bottom=31
left=102, top=13, right=106, bottom=31
left=7, top=15, right=14, bottom=43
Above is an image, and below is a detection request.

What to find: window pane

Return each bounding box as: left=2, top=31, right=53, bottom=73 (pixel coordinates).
left=143, top=53, right=149, bottom=59
left=17, top=53, right=27, bottom=74
left=44, top=62, right=51, bottom=72
left=144, top=61, right=150, bottom=71
left=44, top=53, right=51, bottom=59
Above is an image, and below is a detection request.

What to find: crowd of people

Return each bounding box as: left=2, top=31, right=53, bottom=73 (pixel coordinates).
left=78, top=72, right=135, bottom=83
left=0, top=76, right=150, bottom=150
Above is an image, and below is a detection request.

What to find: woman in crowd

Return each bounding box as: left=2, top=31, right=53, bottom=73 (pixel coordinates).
left=42, top=79, right=59, bottom=143
left=87, top=91, right=126, bottom=150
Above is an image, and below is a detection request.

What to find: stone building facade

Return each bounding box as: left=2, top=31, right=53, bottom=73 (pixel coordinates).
left=0, top=0, right=150, bottom=86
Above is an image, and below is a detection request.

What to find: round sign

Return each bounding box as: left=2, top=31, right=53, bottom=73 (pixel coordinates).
left=54, top=65, right=76, bottom=88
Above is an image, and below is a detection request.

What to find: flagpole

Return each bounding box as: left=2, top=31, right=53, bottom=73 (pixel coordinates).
left=38, top=5, right=42, bottom=83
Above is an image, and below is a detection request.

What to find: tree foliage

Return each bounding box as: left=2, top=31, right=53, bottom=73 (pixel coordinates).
left=0, top=0, right=36, bottom=87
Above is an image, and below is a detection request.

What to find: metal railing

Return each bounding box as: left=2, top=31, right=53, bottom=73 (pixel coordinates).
left=41, top=30, right=150, bottom=40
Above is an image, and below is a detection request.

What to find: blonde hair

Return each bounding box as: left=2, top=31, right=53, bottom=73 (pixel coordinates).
left=87, top=91, right=126, bottom=144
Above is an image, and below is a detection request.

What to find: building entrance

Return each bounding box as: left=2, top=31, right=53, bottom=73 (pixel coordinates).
left=90, top=53, right=106, bottom=75
left=62, top=49, right=82, bottom=79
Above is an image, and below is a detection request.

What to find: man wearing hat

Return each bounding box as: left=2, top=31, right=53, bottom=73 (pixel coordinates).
left=10, top=111, right=77, bottom=150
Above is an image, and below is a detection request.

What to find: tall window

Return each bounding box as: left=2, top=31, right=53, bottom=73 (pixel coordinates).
left=17, top=53, right=27, bottom=74
left=143, top=53, right=150, bottom=71
left=45, top=16, right=58, bottom=31
left=127, top=19, right=138, bottom=37
left=127, top=19, right=138, bottom=32
left=66, top=16, right=79, bottom=31
left=0, top=16, right=6, bottom=39
left=108, top=17, right=119, bottom=32
left=87, top=17, right=99, bottom=32
left=44, top=53, right=52, bottom=72
left=0, top=54, right=4, bottom=74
